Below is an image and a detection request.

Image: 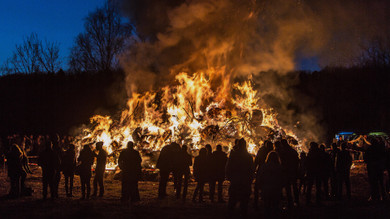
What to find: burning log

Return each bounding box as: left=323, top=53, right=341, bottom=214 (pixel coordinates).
left=250, top=109, right=263, bottom=125
left=201, top=125, right=220, bottom=141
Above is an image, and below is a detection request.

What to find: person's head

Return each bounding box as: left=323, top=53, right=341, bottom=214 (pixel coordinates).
left=309, top=142, right=319, bottom=151
left=331, top=143, right=337, bottom=150
left=83, top=144, right=90, bottom=151
left=265, top=151, right=281, bottom=165
left=264, top=140, right=273, bottom=150
left=171, top=142, right=181, bottom=152
left=127, top=141, right=134, bottom=149
left=320, top=144, right=326, bottom=152
left=12, top=135, right=23, bottom=146
left=199, top=148, right=207, bottom=157
left=216, top=145, right=222, bottom=152
left=182, top=144, right=188, bottom=152
left=234, top=139, right=239, bottom=147
left=274, top=141, right=282, bottom=151
left=238, top=138, right=246, bottom=151
left=300, top=151, right=306, bottom=158
left=205, top=144, right=212, bottom=154
left=281, top=139, right=290, bottom=149
left=96, top=141, right=103, bottom=150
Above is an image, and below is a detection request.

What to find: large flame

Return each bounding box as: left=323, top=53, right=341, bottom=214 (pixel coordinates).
left=74, top=67, right=301, bottom=167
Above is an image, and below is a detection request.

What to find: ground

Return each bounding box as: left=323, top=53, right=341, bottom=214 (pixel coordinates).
left=0, top=162, right=389, bottom=219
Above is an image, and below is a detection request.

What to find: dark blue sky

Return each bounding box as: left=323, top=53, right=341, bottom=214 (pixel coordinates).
left=0, top=0, right=106, bottom=68
left=0, top=0, right=320, bottom=72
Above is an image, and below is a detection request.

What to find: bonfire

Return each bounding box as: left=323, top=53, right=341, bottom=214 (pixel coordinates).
left=73, top=67, right=301, bottom=169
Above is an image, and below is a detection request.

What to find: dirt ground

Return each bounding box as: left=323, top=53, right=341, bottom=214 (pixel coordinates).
left=0, top=162, right=389, bottom=219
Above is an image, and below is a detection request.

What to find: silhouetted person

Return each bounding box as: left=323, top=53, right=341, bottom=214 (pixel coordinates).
left=210, top=144, right=227, bottom=203
left=51, top=135, right=62, bottom=198
left=258, top=151, right=284, bottom=219
left=305, top=142, right=322, bottom=204
left=192, top=148, right=208, bottom=202
left=254, top=140, right=273, bottom=209
left=226, top=138, right=254, bottom=218
left=336, top=142, right=352, bottom=200
left=78, top=144, right=95, bottom=200
left=156, top=143, right=174, bottom=199
left=329, top=143, right=339, bottom=198
left=205, top=144, right=213, bottom=201
left=6, top=141, right=25, bottom=198
left=19, top=141, right=32, bottom=196
left=364, top=138, right=386, bottom=201
left=92, top=142, right=107, bottom=197
left=298, top=151, right=307, bottom=195
left=275, top=139, right=300, bottom=207
left=62, top=144, right=76, bottom=197
left=170, top=143, right=182, bottom=198
left=176, top=144, right=192, bottom=201
left=118, top=141, right=142, bottom=204
left=319, top=144, right=332, bottom=199
left=38, top=141, right=60, bottom=199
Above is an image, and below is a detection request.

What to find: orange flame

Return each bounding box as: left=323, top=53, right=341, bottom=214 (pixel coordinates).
left=75, top=67, right=302, bottom=167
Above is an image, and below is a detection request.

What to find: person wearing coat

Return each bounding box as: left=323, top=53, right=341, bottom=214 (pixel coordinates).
left=78, top=144, right=95, bottom=200
left=38, top=141, right=60, bottom=199
left=192, top=148, right=208, bottom=202
left=62, top=144, right=76, bottom=197
left=118, top=141, right=142, bottom=203
left=226, top=138, right=254, bottom=218
left=210, top=145, right=227, bottom=203
left=258, top=151, right=284, bottom=218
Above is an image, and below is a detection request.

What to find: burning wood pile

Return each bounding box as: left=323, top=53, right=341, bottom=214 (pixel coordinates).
left=73, top=68, right=300, bottom=169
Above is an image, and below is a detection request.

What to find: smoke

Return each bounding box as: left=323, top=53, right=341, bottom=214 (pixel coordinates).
left=117, top=0, right=389, bottom=142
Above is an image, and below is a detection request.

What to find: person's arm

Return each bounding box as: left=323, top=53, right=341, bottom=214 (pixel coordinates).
left=362, top=136, right=371, bottom=145
left=348, top=135, right=362, bottom=144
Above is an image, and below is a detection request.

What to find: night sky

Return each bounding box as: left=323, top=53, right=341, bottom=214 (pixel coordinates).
left=0, top=0, right=106, bottom=69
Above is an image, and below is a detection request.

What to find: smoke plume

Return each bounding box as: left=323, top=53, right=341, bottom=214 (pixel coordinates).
left=117, top=0, right=389, bottom=143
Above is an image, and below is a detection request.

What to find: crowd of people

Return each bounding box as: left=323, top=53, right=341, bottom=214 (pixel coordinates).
left=1, top=134, right=390, bottom=218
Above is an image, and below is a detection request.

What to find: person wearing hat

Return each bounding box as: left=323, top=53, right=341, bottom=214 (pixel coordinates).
left=92, top=141, right=107, bottom=197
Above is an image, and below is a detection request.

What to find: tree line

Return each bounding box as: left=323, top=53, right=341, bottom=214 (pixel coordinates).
left=0, top=65, right=389, bottom=140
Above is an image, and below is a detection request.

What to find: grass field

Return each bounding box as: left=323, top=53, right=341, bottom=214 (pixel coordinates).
left=0, top=162, right=389, bottom=219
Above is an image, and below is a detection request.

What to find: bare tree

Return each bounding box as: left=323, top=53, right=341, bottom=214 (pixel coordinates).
left=38, top=40, right=62, bottom=73
left=69, top=0, right=133, bottom=72
left=10, top=33, right=41, bottom=74
left=4, top=33, right=62, bottom=74
left=0, top=58, right=14, bottom=75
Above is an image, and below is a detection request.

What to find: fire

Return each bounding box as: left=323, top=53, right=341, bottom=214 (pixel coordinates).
left=74, top=67, right=301, bottom=168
